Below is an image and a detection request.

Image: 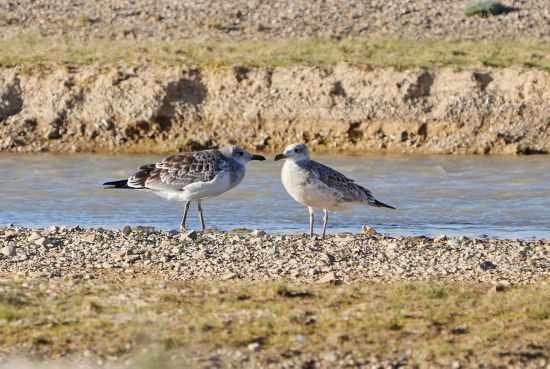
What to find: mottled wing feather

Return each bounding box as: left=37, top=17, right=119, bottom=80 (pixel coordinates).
left=309, top=161, right=376, bottom=205
left=127, top=150, right=228, bottom=191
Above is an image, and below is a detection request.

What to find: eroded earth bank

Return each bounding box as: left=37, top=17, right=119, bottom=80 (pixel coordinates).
left=1, top=64, right=549, bottom=155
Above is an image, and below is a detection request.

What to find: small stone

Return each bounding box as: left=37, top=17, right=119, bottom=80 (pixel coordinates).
left=361, top=225, right=379, bottom=235
left=247, top=342, right=261, bottom=351
left=122, top=225, right=132, bottom=236
left=434, top=234, right=447, bottom=242
left=318, top=271, right=339, bottom=284
left=184, top=230, right=198, bottom=240
left=27, top=232, right=42, bottom=241
left=323, top=351, right=338, bottom=363
left=222, top=272, right=238, bottom=280
left=479, top=261, right=497, bottom=271
left=193, top=251, right=207, bottom=259
left=127, top=255, right=140, bottom=263
left=251, top=229, right=266, bottom=237
left=113, top=248, right=128, bottom=259
left=450, top=326, right=468, bottom=334
left=35, top=237, right=53, bottom=247
left=321, top=253, right=335, bottom=266
left=494, top=281, right=510, bottom=292
left=452, top=361, right=461, bottom=369
left=48, top=226, right=59, bottom=234
left=295, top=334, right=306, bottom=344
left=1, top=245, right=16, bottom=257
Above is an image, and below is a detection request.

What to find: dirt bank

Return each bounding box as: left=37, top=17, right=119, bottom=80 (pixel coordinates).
left=1, top=64, right=549, bottom=154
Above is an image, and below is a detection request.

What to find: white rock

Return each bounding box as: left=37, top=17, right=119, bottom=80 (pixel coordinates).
left=434, top=234, right=447, bottom=242
left=27, top=232, right=42, bottom=242
left=1, top=245, right=16, bottom=257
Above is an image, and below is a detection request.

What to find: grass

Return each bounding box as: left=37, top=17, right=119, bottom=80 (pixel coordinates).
left=0, top=37, right=550, bottom=70
left=463, top=0, right=513, bottom=17
left=0, top=279, right=548, bottom=367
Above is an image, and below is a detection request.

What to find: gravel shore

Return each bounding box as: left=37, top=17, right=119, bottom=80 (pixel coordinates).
left=1, top=225, right=548, bottom=284
left=2, top=0, right=550, bottom=41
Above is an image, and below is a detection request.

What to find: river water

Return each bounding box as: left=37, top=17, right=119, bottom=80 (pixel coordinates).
left=0, top=153, right=548, bottom=239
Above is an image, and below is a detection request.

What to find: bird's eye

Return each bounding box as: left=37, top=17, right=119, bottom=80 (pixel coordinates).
left=295, top=148, right=301, bottom=153
left=239, top=151, right=244, bottom=156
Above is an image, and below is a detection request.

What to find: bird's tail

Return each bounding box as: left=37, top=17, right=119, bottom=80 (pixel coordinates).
left=358, top=185, right=396, bottom=209
left=102, top=179, right=130, bottom=189
left=372, top=199, right=395, bottom=209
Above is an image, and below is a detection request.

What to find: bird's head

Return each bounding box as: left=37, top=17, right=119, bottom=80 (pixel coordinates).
left=222, top=145, right=265, bottom=165
left=274, top=143, right=310, bottom=162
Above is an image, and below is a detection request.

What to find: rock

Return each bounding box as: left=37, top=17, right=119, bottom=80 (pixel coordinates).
left=222, top=272, right=238, bottom=280
left=183, top=230, right=198, bottom=240
left=434, top=234, right=447, bottom=242
left=247, top=342, right=261, bottom=352
left=321, top=253, right=335, bottom=266
left=251, top=229, right=266, bottom=237
left=113, top=248, right=129, bottom=259
left=479, top=261, right=497, bottom=271
left=494, top=280, right=510, bottom=292
left=318, top=271, right=339, bottom=284
left=452, top=361, right=461, bottom=369
left=193, top=251, right=207, bottom=260
left=27, top=232, right=42, bottom=241
left=295, top=334, right=306, bottom=344
left=127, top=255, right=141, bottom=263
left=34, top=237, right=53, bottom=247
left=450, top=326, right=468, bottom=334
left=1, top=245, right=16, bottom=257
left=122, top=225, right=132, bottom=236
left=361, top=225, right=379, bottom=235
left=323, top=351, right=338, bottom=363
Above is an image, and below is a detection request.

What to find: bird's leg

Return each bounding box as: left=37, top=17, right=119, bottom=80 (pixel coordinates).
left=308, top=207, right=315, bottom=238
left=322, top=209, right=329, bottom=240
left=197, top=201, right=205, bottom=232
left=179, top=201, right=191, bottom=232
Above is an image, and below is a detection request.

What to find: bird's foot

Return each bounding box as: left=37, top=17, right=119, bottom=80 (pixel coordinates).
left=179, top=225, right=187, bottom=233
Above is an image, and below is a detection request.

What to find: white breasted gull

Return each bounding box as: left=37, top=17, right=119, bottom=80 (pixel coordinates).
left=103, top=146, right=265, bottom=232
left=274, top=143, right=395, bottom=239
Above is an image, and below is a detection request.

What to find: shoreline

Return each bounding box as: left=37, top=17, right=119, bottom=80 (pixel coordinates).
left=1, top=225, right=548, bottom=284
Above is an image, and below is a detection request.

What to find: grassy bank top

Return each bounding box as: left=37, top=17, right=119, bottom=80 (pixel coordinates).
left=1, top=37, right=550, bottom=70
left=1, top=278, right=549, bottom=368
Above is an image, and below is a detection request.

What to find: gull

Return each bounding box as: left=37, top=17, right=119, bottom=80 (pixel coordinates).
left=103, top=146, right=265, bottom=232
left=274, top=143, right=395, bottom=239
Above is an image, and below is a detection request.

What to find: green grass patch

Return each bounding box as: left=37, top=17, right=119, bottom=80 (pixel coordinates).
left=463, top=0, right=513, bottom=17
left=0, top=37, right=549, bottom=70
left=0, top=279, right=548, bottom=365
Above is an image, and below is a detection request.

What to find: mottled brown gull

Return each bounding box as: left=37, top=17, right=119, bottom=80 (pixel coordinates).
left=103, top=146, right=265, bottom=232
left=275, top=143, right=395, bottom=239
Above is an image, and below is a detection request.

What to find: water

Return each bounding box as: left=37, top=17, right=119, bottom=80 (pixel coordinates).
left=0, top=153, right=548, bottom=239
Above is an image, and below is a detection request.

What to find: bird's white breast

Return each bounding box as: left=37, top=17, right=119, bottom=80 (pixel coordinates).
left=281, top=161, right=345, bottom=210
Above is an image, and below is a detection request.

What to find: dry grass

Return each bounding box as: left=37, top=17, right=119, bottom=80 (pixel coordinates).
left=0, top=278, right=549, bottom=367
left=1, top=37, right=550, bottom=70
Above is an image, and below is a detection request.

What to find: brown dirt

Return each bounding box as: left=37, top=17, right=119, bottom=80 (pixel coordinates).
left=1, top=63, right=549, bottom=154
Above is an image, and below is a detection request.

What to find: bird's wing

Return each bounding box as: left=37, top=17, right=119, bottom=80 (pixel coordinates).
left=308, top=161, right=370, bottom=203
left=127, top=150, right=229, bottom=191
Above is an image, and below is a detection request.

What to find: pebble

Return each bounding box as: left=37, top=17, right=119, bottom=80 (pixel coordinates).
left=122, top=225, right=132, bottom=236
left=247, top=342, right=262, bottom=352
left=1, top=245, right=16, bottom=257
left=434, top=234, right=447, bottom=242
left=318, top=271, right=339, bottom=284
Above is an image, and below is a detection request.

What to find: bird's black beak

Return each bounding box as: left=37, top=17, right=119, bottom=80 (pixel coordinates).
left=251, top=154, right=266, bottom=161
left=274, top=153, right=286, bottom=161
